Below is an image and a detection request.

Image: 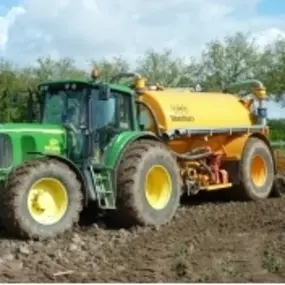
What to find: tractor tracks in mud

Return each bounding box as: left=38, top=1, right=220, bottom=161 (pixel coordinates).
left=0, top=194, right=285, bottom=282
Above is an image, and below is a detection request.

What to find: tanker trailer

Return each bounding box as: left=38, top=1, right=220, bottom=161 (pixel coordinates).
left=0, top=70, right=276, bottom=239
left=136, top=78, right=273, bottom=198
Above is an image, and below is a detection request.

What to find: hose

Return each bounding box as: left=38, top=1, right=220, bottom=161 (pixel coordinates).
left=170, top=147, right=213, bottom=161
left=223, top=79, right=265, bottom=98
left=110, top=72, right=142, bottom=83
left=198, top=159, right=212, bottom=175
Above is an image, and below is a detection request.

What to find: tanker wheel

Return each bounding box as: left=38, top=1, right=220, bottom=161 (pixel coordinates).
left=237, top=137, right=274, bottom=200
left=116, top=139, right=181, bottom=227
left=271, top=173, right=285, bottom=197
left=0, top=159, right=83, bottom=240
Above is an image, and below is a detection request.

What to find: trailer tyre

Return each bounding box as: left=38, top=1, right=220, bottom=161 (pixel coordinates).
left=0, top=159, right=83, bottom=240
left=271, top=174, right=285, bottom=197
left=116, top=139, right=181, bottom=227
left=238, top=137, right=274, bottom=200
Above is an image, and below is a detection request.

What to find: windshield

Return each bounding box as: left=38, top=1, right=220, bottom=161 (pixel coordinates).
left=42, top=88, right=87, bottom=128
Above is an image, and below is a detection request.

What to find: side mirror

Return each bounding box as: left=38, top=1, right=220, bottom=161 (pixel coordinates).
left=98, top=84, right=111, bottom=100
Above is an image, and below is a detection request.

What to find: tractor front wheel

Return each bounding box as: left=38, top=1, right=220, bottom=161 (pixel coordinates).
left=115, top=139, right=181, bottom=227
left=0, top=159, right=83, bottom=239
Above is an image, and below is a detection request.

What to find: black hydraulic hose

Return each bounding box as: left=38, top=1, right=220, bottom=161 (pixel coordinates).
left=198, top=159, right=212, bottom=175
left=171, top=147, right=213, bottom=176
left=171, top=149, right=213, bottom=160
left=111, top=72, right=141, bottom=83
left=170, top=146, right=213, bottom=160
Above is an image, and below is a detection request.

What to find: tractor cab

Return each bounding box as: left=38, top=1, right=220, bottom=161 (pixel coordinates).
left=38, top=73, right=135, bottom=164
left=39, top=81, right=88, bottom=129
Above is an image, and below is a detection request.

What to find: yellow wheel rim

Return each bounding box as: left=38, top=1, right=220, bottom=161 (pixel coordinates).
left=145, top=165, right=172, bottom=210
left=251, top=155, right=267, bottom=187
left=27, top=178, right=68, bottom=225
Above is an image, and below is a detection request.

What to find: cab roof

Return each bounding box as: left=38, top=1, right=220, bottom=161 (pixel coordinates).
left=38, top=79, right=134, bottom=95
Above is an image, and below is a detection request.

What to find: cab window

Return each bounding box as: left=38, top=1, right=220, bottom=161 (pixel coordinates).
left=91, top=89, right=132, bottom=131
left=138, top=103, right=156, bottom=132
left=116, top=92, right=132, bottom=130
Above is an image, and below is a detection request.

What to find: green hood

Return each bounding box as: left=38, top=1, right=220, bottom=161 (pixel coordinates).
left=0, top=123, right=65, bottom=135
left=0, top=123, right=67, bottom=169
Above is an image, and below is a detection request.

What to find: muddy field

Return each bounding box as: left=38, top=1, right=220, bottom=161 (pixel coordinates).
left=0, top=193, right=285, bottom=282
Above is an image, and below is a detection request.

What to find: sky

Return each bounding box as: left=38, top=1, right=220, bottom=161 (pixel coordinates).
left=0, top=0, right=285, bottom=118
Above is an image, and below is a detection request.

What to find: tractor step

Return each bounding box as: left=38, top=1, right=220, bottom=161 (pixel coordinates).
left=90, top=166, right=116, bottom=209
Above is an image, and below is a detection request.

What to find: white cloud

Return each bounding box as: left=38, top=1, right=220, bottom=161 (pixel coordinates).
left=253, top=27, right=285, bottom=50
left=0, top=0, right=285, bottom=67
left=0, top=6, right=26, bottom=53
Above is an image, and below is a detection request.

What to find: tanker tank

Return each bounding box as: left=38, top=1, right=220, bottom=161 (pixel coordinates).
left=141, top=90, right=253, bottom=132
left=139, top=89, right=266, bottom=158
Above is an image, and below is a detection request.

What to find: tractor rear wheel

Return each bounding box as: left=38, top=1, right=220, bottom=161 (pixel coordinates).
left=237, top=137, right=274, bottom=200
left=115, top=139, right=181, bottom=227
left=0, top=159, right=83, bottom=239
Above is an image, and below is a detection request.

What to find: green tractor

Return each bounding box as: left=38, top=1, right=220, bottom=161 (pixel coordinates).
left=0, top=71, right=181, bottom=239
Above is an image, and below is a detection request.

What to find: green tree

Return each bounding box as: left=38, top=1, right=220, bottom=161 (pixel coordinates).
left=259, top=38, right=285, bottom=103
left=136, top=49, right=193, bottom=87
left=1, top=30, right=285, bottom=124
left=33, top=56, right=86, bottom=82
left=268, top=118, right=285, bottom=141
left=90, top=56, right=129, bottom=82
left=199, top=32, right=260, bottom=91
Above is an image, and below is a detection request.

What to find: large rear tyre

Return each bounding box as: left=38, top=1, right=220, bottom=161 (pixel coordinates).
left=237, top=137, right=274, bottom=200
left=0, top=159, right=83, bottom=240
left=116, top=139, right=181, bottom=227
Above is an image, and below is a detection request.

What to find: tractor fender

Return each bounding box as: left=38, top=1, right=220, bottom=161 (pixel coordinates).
left=106, top=132, right=163, bottom=171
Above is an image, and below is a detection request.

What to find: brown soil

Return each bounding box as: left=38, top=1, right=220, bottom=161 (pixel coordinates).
left=1, top=194, right=285, bottom=282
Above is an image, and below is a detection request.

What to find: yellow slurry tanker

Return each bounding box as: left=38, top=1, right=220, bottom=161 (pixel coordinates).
left=0, top=70, right=280, bottom=239
left=133, top=75, right=276, bottom=202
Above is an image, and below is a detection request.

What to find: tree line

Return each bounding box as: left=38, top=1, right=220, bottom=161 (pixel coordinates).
left=0, top=31, right=285, bottom=140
